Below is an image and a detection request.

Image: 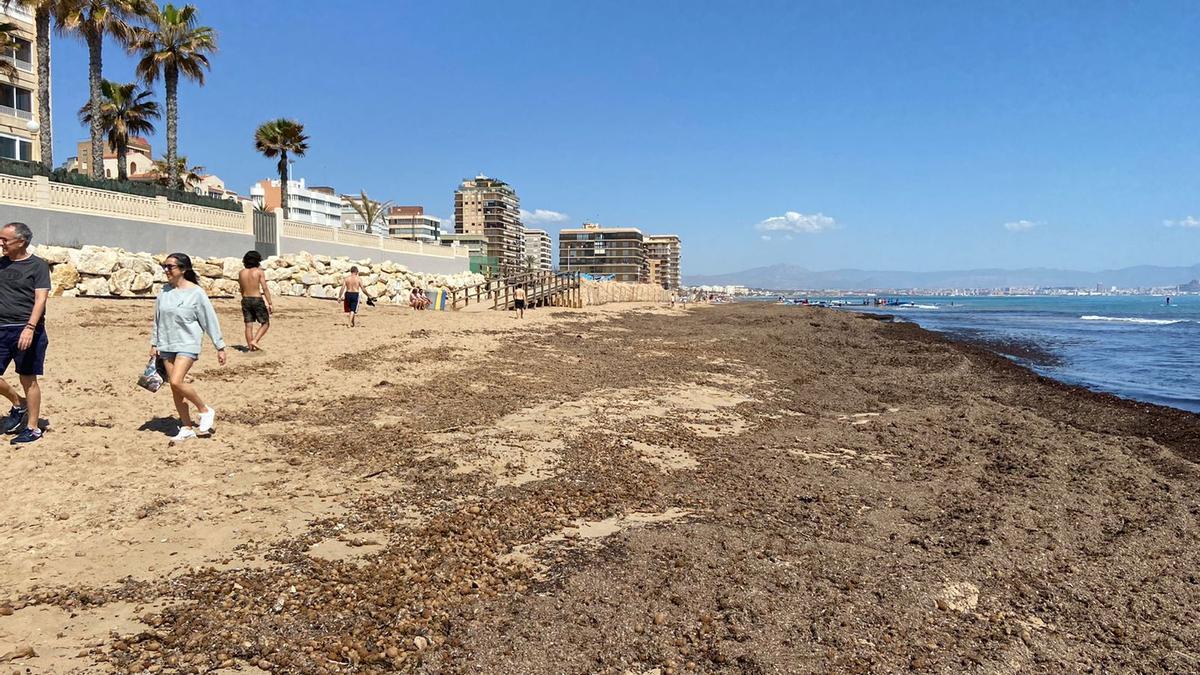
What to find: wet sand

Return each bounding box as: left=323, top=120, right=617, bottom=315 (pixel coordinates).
left=1, top=299, right=1198, bottom=673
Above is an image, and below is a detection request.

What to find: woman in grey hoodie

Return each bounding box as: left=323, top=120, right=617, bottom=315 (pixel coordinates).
left=149, top=252, right=226, bottom=442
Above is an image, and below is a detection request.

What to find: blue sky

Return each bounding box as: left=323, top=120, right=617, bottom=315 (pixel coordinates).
left=45, top=0, right=1200, bottom=275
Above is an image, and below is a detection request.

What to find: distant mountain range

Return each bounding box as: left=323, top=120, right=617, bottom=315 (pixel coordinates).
left=686, top=263, right=1200, bottom=290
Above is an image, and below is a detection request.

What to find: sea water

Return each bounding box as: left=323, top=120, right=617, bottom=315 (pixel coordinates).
left=772, top=295, right=1200, bottom=413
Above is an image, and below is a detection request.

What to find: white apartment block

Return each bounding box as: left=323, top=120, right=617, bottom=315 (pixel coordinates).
left=386, top=206, right=441, bottom=243
left=523, top=229, right=553, bottom=271
left=250, top=178, right=342, bottom=228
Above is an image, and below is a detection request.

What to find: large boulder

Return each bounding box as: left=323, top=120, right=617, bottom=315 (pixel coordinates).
left=50, top=263, right=79, bottom=296
left=364, top=282, right=387, bottom=299
left=193, top=260, right=223, bottom=278
left=131, top=271, right=154, bottom=292
left=118, top=253, right=157, bottom=275
left=298, top=272, right=320, bottom=286
left=211, top=278, right=240, bottom=296
left=36, top=245, right=71, bottom=264
left=76, top=246, right=120, bottom=276
left=221, top=257, right=243, bottom=279
left=109, top=268, right=136, bottom=295
left=77, top=275, right=111, bottom=296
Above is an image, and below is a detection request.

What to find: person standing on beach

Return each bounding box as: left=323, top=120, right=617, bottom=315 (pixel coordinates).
left=0, top=222, right=50, bottom=445
left=238, top=251, right=272, bottom=351
left=150, top=253, right=226, bottom=443
left=513, top=284, right=527, bottom=319
left=339, top=267, right=363, bottom=327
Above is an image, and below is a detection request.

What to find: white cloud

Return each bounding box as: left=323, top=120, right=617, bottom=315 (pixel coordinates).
left=754, top=211, right=837, bottom=234
left=1163, top=216, right=1200, bottom=228
left=520, top=208, right=570, bottom=225
left=760, top=235, right=771, bottom=241
left=1003, top=219, right=1039, bottom=232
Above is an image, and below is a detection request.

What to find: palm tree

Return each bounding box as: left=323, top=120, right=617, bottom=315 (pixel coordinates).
left=130, top=3, right=214, bottom=189
left=56, top=0, right=145, bottom=179
left=344, top=190, right=392, bottom=234
left=253, top=118, right=307, bottom=220
left=0, top=21, right=18, bottom=79
left=150, top=153, right=201, bottom=188
left=77, top=79, right=158, bottom=180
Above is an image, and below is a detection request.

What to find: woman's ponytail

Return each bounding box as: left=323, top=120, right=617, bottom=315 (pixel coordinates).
left=167, top=252, right=201, bottom=285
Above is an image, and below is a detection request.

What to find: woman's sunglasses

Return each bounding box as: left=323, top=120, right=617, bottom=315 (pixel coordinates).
left=161, top=264, right=179, bottom=271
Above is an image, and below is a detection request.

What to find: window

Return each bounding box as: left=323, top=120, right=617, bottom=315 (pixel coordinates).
left=0, top=134, right=31, bottom=161
left=0, top=83, right=32, bottom=118
left=2, top=37, right=32, bottom=72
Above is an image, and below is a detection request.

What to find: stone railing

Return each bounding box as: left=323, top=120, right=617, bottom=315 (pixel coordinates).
left=48, top=181, right=161, bottom=220
left=0, top=173, right=37, bottom=204
left=166, top=200, right=247, bottom=234
left=280, top=216, right=467, bottom=260
left=0, top=172, right=472, bottom=265
left=280, top=219, right=337, bottom=243
left=0, top=174, right=254, bottom=235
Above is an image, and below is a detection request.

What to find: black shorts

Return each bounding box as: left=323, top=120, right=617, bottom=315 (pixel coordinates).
left=514, top=299, right=526, bottom=309
left=241, top=297, right=270, bottom=324
left=343, top=292, right=360, bottom=313
left=0, top=324, right=47, bottom=376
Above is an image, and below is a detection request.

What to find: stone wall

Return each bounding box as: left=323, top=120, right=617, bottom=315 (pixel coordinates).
left=580, top=279, right=671, bottom=306
left=37, top=244, right=485, bottom=304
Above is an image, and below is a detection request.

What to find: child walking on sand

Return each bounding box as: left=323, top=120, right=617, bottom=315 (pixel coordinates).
left=338, top=267, right=364, bottom=327
left=150, top=253, right=226, bottom=442
left=238, top=251, right=272, bottom=350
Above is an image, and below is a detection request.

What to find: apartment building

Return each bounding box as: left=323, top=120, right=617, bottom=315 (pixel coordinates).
left=454, top=174, right=523, bottom=273
left=558, top=222, right=648, bottom=283
left=0, top=2, right=39, bottom=163
left=387, top=205, right=441, bottom=242
left=523, top=228, right=553, bottom=271
left=645, top=234, right=682, bottom=289
left=340, top=194, right=389, bottom=235
left=251, top=178, right=342, bottom=227
left=69, top=137, right=154, bottom=179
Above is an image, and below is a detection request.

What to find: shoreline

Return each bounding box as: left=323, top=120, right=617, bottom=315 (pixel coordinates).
left=869, top=310, right=1200, bottom=462
left=2, top=300, right=1198, bottom=673
left=827, top=302, right=1200, bottom=416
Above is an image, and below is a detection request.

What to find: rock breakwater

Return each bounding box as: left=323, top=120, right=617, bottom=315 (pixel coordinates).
left=34, top=245, right=485, bottom=304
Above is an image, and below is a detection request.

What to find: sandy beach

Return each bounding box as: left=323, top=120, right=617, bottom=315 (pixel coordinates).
left=2, top=299, right=1199, bottom=674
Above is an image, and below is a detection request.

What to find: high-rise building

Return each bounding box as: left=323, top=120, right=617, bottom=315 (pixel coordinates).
left=0, top=2, right=39, bottom=163
left=645, top=234, right=682, bottom=289
left=523, top=229, right=552, bottom=271
left=558, top=222, right=648, bottom=283
left=387, top=205, right=441, bottom=242
left=251, top=178, right=342, bottom=227
left=454, top=174, right=523, bottom=273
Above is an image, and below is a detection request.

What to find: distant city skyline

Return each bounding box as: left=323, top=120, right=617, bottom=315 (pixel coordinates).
left=39, top=0, right=1200, bottom=274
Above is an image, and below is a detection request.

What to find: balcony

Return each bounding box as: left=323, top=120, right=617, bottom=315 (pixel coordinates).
left=0, top=103, right=32, bottom=121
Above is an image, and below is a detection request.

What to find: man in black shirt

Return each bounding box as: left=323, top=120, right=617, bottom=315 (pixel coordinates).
left=0, top=222, right=50, bottom=444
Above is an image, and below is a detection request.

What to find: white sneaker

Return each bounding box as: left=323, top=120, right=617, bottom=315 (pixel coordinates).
left=198, top=408, right=215, bottom=434
left=170, top=427, right=197, bottom=443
